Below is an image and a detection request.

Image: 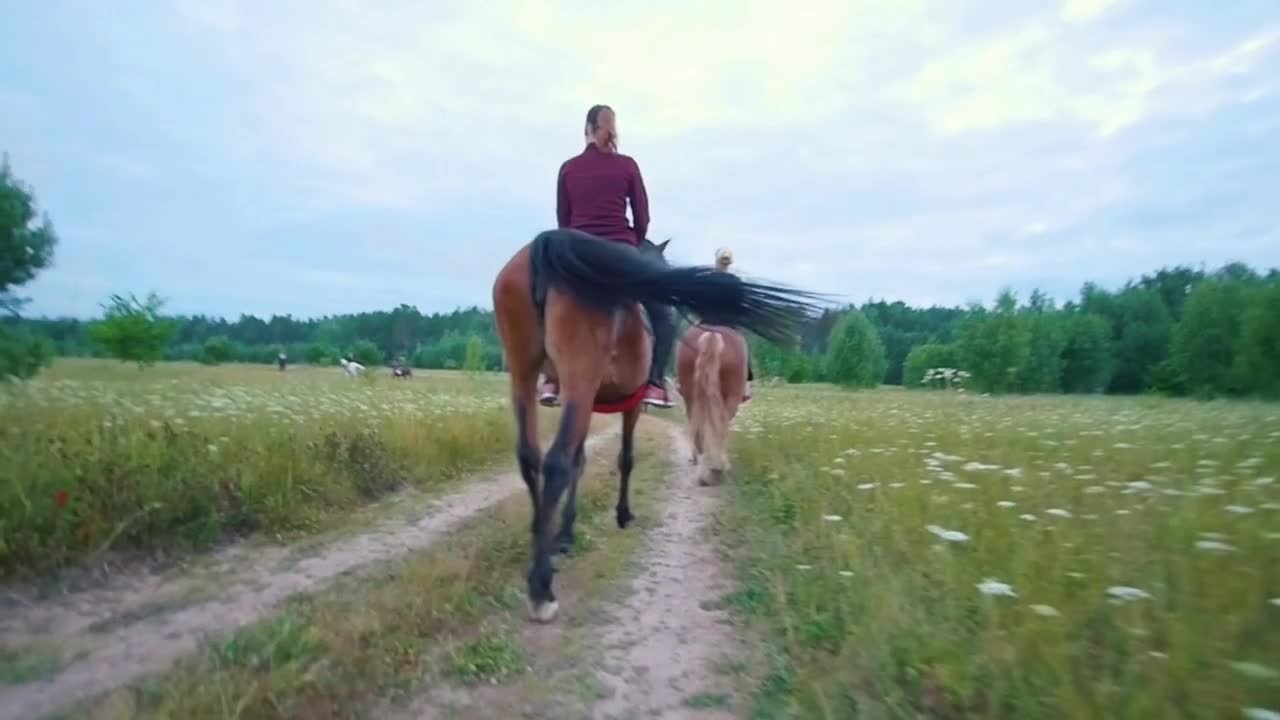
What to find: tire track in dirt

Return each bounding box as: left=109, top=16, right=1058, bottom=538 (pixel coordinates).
left=402, top=421, right=753, bottom=719
left=0, top=429, right=619, bottom=720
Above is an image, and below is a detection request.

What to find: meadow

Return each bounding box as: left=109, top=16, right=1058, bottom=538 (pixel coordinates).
left=0, top=360, right=521, bottom=579
left=5, top=360, right=1279, bottom=719
left=723, top=386, right=1280, bottom=719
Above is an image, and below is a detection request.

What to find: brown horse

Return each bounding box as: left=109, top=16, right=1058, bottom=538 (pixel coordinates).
left=676, top=324, right=749, bottom=486
left=493, top=228, right=825, bottom=622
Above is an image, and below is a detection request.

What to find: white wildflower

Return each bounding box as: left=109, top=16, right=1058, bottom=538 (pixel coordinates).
left=1106, top=586, right=1151, bottom=602
left=822, top=514, right=843, bottom=522
left=1225, top=505, right=1255, bottom=514
left=1046, top=508, right=1073, bottom=518
left=926, top=525, right=970, bottom=543
left=996, top=501, right=1016, bottom=508
left=1029, top=604, right=1060, bottom=617
left=1020, top=514, right=1038, bottom=521
left=976, top=579, right=1016, bottom=597
left=1229, top=661, right=1280, bottom=681
left=1195, top=540, right=1237, bottom=552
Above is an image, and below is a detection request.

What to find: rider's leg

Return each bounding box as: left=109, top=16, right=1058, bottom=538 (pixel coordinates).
left=744, top=356, right=753, bottom=402
left=641, top=299, right=675, bottom=408
left=539, top=369, right=560, bottom=407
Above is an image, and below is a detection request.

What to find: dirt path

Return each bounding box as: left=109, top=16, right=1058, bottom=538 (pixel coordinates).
left=403, top=421, right=754, bottom=719
left=0, top=429, right=619, bottom=720
left=588, top=424, right=750, bottom=719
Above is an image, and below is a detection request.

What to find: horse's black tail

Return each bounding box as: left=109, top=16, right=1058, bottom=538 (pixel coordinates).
left=529, top=229, right=831, bottom=347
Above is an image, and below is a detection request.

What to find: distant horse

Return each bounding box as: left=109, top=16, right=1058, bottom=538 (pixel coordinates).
left=339, top=357, right=364, bottom=378
left=391, top=360, right=413, bottom=379
left=493, top=228, right=825, bottom=623
left=676, top=324, right=749, bottom=486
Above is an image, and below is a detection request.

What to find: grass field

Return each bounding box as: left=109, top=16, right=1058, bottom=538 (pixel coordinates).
left=57, top=431, right=670, bottom=720
left=722, top=386, right=1280, bottom=719
left=0, top=360, right=523, bottom=579
left=6, top=360, right=1279, bottom=719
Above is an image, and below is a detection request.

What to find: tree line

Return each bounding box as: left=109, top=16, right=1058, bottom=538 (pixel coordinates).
left=750, top=262, right=1279, bottom=399
left=2, top=154, right=1277, bottom=397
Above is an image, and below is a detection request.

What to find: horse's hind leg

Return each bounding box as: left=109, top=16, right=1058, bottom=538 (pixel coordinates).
left=616, top=404, right=641, bottom=528
left=529, top=361, right=602, bottom=622
left=555, top=441, right=586, bottom=554
left=512, top=372, right=542, bottom=533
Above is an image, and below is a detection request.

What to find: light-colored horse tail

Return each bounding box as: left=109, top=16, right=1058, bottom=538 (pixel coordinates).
left=692, top=330, right=729, bottom=483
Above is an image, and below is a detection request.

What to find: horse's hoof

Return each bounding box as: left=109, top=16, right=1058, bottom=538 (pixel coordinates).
left=557, top=539, right=573, bottom=555
left=616, top=508, right=635, bottom=529
left=528, top=599, right=559, bottom=624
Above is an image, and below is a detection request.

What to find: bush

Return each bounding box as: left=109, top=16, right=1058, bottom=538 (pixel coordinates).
left=823, top=311, right=887, bottom=388
left=88, top=292, right=178, bottom=368
left=902, top=343, right=959, bottom=388
left=305, top=343, right=339, bottom=366
left=199, top=336, right=237, bottom=365
left=0, top=326, right=54, bottom=381
left=348, top=340, right=382, bottom=368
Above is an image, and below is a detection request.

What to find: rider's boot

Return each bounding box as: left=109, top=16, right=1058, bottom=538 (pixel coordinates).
left=642, top=299, right=676, bottom=408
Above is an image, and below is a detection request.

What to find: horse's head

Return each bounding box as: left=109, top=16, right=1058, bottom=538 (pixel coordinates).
left=638, top=237, right=672, bottom=267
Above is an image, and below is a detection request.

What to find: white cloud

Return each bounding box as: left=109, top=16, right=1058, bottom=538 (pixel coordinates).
left=900, top=17, right=1280, bottom=138
left=1061, top=0, right=1121, bottom=24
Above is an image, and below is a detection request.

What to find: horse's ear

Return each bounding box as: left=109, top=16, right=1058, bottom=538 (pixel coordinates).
left=655, top=238, right=671, bottom=254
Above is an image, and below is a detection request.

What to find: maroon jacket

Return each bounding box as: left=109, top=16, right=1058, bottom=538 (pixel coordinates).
left=556, top=143, right=649, bottom=245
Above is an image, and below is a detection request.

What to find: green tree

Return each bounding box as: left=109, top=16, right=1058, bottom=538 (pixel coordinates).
left=1060, top=314, right=1112, bottom=393
left=348, top=339, right=382, bottom=368
left=902, top=343, right=960, bottom=388
left=956, top=291, right=1030, bottom=394
left=823, top=310, right=887, bottom=388
left=1172, top=278, right=1250, bottom=397
left=1235, top=281, right=1280, bottom=397
left=199, top=335, right=237, bottom=365
left=1, top=155, right=59, bottom=379
left=88, top=292, right=178, bottom=368
left=1, top=155, right=58, bottom=315
left=463, top=334, right=485, bottom=373
left=1018, top=296, right=1067, bottom=393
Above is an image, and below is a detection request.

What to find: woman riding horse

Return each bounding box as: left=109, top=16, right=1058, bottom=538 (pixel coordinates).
left=538, top=104, right=676, bottom=410
left=714, top=247, right=753, bottom=403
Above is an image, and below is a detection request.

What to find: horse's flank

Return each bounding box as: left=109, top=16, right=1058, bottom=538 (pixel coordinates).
left=677, top=323, right=748, bottom=486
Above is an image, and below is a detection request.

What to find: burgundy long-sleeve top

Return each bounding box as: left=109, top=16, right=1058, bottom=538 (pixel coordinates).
left=556, top=143, right=649, bottom=246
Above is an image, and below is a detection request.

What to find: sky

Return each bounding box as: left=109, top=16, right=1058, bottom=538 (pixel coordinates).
left=2, top=0, right=1278, bottom=320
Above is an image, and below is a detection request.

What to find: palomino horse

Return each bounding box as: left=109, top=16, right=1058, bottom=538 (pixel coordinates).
left=676, top=324, right=749, bottom=486
left=493, top=228, right=824, bottom=623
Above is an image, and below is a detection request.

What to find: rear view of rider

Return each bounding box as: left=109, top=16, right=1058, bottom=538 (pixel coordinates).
left=714, top=247, right=753, bottom=403
left=538, top=104, right=676, bottom=409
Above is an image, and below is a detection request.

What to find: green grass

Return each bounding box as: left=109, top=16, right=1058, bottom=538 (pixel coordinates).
left=0, top=359, right=525, bottom=578
left=447, top=628, right=526, bottom=684
left=57, top=430, right=670, bottom=719
left=684, top=691, right=732, bottom=709
left=721, top=384, right=1280, bottom=719
left=0, top=642, right=67, bottom=684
